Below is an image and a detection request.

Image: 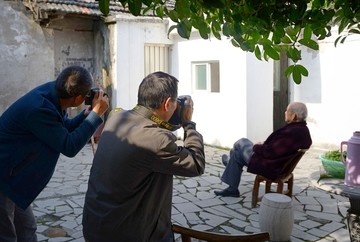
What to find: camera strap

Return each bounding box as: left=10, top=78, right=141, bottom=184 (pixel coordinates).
left=132, top=105, right=180, bottom=131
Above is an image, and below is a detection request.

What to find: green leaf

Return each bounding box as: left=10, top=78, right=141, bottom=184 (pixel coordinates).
left=142, top=0, right=152, bottom=6
left=281, top=35, right=292, bottom=44
left=340, top=36, right=347, bottom=44
left=292, top=65, right=302, bottom=84
left=287, top=47, right=301, bottom=62
left=285, top=27, right=299, bottom=42
left=99, top=0, right=110, bottom=16
left=177, top=21, right=191, bottom=39
left=155, top=6, right=164, bottom=19
left=263, top=44, right=280, bottom=60
left=128, top=0, right=142, bottom=16
left=334, top=36, right=343, bottom=47
left=168, top=10, right=179, bottom=23
left=338, top=18, right=350, bottom=34
left=222, top=23, right=231, bottom=37
left=198, top=20, right=210, bottom=39
left=349, top=29, right=360, bottom=34
left=254, top=46, right=262, bottom=60
left=231, top=39, right=240, bottom=48
left=303, top=25, right=312, bottom=40
left=291, top=65, right=308, bottom=84
left=296, top=64, right=309, bottom=77
left=298, top=39, right=319, bottom=50
left=168, top=25, right=177, bottom=37
left=285, top=65, right=294, bottom=77
left=175, top=0, right=190, bottom=19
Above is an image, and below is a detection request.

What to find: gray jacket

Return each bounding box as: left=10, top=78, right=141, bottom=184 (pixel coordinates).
left=82, top=108, right=205, bottom=242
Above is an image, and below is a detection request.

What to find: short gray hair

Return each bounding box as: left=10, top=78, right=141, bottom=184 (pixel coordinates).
left=289, top=102, right=308, bottom=121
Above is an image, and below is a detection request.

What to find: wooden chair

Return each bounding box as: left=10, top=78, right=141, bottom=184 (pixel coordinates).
left=172, top=224, right=270, bottom=242
left=251, top=149, right=308, bottom=208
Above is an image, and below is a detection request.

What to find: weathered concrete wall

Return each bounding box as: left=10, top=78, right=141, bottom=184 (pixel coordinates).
left=0, top=1, right=111, bottom=118
left=0, top=0, right=54, bottom=112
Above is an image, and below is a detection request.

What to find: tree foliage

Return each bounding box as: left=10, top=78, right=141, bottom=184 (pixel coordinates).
left=99, top=0, right=360, bottom=83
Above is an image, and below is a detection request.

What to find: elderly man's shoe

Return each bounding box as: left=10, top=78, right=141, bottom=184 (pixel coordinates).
left=222, top=154, right=229, bottom=166
left=214, top=188, right=240, bottom=197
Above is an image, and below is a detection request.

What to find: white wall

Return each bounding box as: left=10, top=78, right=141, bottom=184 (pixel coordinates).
left=246, top=53, right=273, bottom=142
left=171, top=33, right=273, bottom=148
left=291, top=34, right=360, bottom=147
left=112, top=17, right=360, bottom=148
left=113, top=16, right=172, bottom=110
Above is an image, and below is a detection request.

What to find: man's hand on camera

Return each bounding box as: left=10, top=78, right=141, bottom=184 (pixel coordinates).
left=91, top=90, right=109, bottom=116
left=181, top=96, right=194, bottom=124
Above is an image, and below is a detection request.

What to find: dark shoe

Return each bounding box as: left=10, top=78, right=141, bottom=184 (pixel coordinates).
left=214, top=188, right=240, bottom=197
left=222, top=154, right=229, bottom=167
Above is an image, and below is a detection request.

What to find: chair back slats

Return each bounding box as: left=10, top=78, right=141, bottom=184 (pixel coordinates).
left=172, top=224, right=270, bottom=242
left=278, top=149, right=308, bottom=180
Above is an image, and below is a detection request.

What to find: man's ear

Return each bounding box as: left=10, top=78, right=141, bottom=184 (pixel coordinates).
left=163, top=97, right=173, bottom=112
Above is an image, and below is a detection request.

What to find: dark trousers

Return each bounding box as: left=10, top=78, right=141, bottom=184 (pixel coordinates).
left=221, top=138, right=254, bottom=188
left=0, top=192, right=37, bottom=242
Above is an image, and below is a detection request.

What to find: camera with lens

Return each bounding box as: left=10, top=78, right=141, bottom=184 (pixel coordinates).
left=168, top=95, right=191, bottom=126
left=85, top=87, right=108, bottom=106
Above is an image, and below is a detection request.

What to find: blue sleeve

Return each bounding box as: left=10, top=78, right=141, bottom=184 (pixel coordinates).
left=27, top=107, right=103, bottom=157
left=63, top=110, right=87, bottom=132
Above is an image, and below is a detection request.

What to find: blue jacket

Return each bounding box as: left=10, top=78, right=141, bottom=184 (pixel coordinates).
left=0, top=81, right=103, bottom=209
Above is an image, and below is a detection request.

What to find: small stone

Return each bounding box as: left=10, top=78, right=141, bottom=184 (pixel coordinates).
left=44, top=227, right=67, bottom=238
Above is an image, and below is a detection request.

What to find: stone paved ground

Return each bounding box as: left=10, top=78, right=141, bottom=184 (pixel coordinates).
left=33, top=143, right=352, bottom=241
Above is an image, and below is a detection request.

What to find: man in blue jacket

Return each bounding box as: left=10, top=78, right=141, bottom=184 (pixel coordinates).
left=214, top=102, right=312, bottom=197
left=0, top=66, right=109, bottom=242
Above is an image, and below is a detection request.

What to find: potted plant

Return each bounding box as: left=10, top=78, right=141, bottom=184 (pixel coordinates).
left=319, top=150, right=346, bottom=179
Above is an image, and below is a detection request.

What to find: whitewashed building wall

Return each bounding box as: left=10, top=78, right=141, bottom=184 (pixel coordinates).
left=294, top=34, right=360, bottom=147
left=111, top=15, right=172, bottom=110
left=170, top=33, right=273, bottom=148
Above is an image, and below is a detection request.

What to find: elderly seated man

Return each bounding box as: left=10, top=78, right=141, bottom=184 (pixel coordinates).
left=214, top=102, right=312, bottom=197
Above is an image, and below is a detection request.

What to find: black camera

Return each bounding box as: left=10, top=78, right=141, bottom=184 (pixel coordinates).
left=85, top=87, right=108, bottom=106
left=168, top=95, right=190, bottom=126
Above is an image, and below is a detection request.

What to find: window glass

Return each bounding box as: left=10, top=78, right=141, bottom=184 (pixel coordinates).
left=196, top=64, right=207, bottom=90
left=192, top=61, right=220, bottom=93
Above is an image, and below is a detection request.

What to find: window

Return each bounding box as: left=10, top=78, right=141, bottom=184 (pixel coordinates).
left=144, top=44, right=170, bottom=76
left=192, top=61, right=220, bottom=93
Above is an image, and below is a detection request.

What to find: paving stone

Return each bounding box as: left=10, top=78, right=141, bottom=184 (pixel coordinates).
left=182, top=179, right=198, bottom=188
left=183, top=212, right=202, bottom=225
left=308, top=227, right=331, bottom=237
left=210, top=205, right=246, bottom=220
left=172, top=202, right=202, bottom=213
left=220, top=225, right=245, bottom=234
left=295, top=195, right=320, bottom=205
left=299, top=220, right=322, bottom=228
left=305, top=204, right=323, bottom=211
left=330, top=228, right=351, bottom=242
left=198, top=211, right=228, bottom=227
left=307, top=211, right=343, bottom=222
left=320, top=221, right=346, bottom=233
left=196, top=191, right=215, bottom=200
left=229, top=218, right=250, bottom=228
left=194, top=198, right=226, bottom=208
left=33, top=144, right=355, bottom=241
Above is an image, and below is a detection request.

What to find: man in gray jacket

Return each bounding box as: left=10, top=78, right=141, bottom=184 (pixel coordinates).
left=82, top=71, right=206, bottom=242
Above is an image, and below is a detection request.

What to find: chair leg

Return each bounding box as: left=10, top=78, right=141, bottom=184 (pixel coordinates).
left=265, top=180, right=272, bottom=193
left=276, top=181, right=284, bottom=194
left=252, top=176, right=261, bottom=208
left=287, top=174, right=294, bottom=197
left=181, top=234, right=191, bottom=242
